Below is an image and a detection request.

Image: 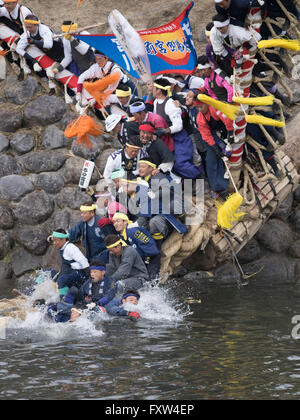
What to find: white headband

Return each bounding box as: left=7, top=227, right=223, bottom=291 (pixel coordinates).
left=214, top=19, right=230, bottom=28
left=197, top=63, right=211, bottom=70
left=129, top=101, right=146, bottom=114
left=215, top=0, right=223, bottom=3
left=95, top=192, right=112, bottom=198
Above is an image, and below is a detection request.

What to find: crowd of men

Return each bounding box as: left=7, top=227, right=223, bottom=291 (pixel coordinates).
left=0, top=0, right=298, bottom=323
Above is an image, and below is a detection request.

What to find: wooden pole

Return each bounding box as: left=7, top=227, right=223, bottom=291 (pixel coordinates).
left=53, top=22, right=106, bottom=39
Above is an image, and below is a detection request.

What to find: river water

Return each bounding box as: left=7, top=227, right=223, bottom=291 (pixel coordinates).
left=0, top=277, right=299, bottom=400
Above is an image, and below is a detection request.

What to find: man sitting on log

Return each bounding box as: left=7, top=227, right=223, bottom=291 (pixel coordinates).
left=152, top=78, right=203, bottom=180
left=15, top=14, right=65, bottom=91
left=210, top=13, right=261, bottom=71
left=53, top=20, right=96, bottom=77
left=0, top=0, right=32, bottom=34
left=214, top=0, right=264, bottom=27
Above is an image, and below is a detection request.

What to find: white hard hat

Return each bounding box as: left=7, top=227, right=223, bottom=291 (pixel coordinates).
left=105, top=114, right=122, bottom=132
left=189, top=76, right=205, bottom=90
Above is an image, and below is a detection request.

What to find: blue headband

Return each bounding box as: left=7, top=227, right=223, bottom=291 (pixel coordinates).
left=90, top=266, right=106, bottom=271
left=129, top=101, right=146, bottom=114
left=52, top=231, right=69, bottom=239
left=122, top=293, right=140, bottom=300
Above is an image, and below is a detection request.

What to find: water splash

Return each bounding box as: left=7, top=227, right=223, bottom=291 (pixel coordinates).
left=3, top=273, right=190, bottom=342
left=6, top=308, right=105, bottom=342
left=5, top=271, right=105, bottom=341
left=28, top=271, right=60, bottom=305
left=126, top=284, right=191, bottom=323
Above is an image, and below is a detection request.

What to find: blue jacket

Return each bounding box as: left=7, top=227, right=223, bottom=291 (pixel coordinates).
left=68, top=215, right=116, bottom=262
left=46, top=302, right=73, bottom=323
left=137, top=173, right=187, bottom=234
left=121, top=226, right=160, bottom=260
left=105, top=299, right=128, bottom=317
left=78, top=274, right=117, bottom=307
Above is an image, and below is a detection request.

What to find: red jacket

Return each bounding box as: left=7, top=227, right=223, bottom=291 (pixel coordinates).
left=196, top=106, right=234, bottom=146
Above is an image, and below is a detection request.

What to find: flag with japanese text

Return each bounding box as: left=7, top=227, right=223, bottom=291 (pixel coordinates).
left=75, top=2, right=197, bottom=78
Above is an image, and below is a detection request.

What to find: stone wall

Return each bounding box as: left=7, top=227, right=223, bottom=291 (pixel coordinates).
left=1, top=72, right=300, bottom=288
left=0, top=74, right=117, bottom=283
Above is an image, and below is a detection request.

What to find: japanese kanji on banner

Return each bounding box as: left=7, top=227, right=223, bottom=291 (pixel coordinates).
left=75, top=2, right=197, bottom=78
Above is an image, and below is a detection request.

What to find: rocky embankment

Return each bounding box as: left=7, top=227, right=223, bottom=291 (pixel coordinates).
left=0, top=72, right=300, bottom=290
left=0, top=74, right=118, bottom=285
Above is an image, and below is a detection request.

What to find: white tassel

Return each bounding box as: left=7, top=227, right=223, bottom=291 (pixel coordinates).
left=64, top=76, right=74, bottom=104
left=20, top=57, right=31, bottom=75
left=108, top=9, right=152, bottom=84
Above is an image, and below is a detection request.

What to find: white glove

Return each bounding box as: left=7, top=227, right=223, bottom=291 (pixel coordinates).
left=86, top=303, right=96, bottom=310
left=88, top=97, right=96, bottom=106
left=23, top=64, right=31, bottom=75
left=76, top=92, right=82, bottom=103
left=33, top=62, right=42, bottom=72
left=225, top=145, right=232, bottom=153
left=46, top=67, right=55, bottom=78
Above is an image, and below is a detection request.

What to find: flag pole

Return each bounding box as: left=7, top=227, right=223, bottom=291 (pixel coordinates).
left=53, top=22, right=105, bottom=38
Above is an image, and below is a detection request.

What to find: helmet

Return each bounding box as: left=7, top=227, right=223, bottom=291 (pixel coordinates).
left=105, top=114, right=122, bottom=132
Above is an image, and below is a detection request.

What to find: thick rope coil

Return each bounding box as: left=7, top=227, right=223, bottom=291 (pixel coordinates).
left=243, top=166, right=257, bottom=206
left=161, top=231, right=183, bottom=263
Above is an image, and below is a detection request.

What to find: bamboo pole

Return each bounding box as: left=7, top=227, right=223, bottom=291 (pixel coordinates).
left=53, top=22, right=106, bottom=39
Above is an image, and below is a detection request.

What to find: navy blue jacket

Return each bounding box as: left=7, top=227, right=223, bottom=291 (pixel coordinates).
left=105, top=299, right=128, bottom=317
left=78, top=274, right=117, bottom=307
left=46, top=302, right=72, bottom=323
left=68, top=215, right=116, bottom=262
left=120, top=226, right=160, bottom=260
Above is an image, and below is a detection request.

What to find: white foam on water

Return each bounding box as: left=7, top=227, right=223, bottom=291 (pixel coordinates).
left=6, top=308, right=105, bottom=342
left=123, top=285, right=191, bottom=323
left=28, top=271, right=60, bottom=305
left=3, top=273, right=190, bottom=341
left=5, top=271, right=105, bottom=341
